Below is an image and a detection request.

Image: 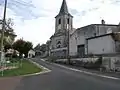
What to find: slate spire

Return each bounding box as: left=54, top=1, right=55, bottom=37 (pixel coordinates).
left=55, top=0, right=72, bottom=17
left=59, top=0, right=69, bottom=14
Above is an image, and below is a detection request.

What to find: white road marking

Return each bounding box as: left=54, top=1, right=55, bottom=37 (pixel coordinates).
left=52, top=63, right=120, bottom=80
left=41, top=59, right=45, bottom=62
left=22, top=70, right=51, bottom=77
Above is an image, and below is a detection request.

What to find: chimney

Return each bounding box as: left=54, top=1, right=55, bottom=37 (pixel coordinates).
left=101, top=19, right=105, bottom=24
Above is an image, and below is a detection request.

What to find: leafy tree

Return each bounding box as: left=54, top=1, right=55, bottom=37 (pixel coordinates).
left=4, top=44, right=12, bottom=52
left=0, top=18, right=15, bottom=51
left=12, top=39, right=25, bottom=56
left=12, top=39, right=33, bottom=57
left=23, top=41, right=33, bottom=57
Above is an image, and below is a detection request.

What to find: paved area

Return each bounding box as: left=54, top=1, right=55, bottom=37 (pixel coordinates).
left=14, top=58, right=120, bottom=90
left=0, top=76, right=22, bottom=90
left=56, top=63, right=120, bottom=78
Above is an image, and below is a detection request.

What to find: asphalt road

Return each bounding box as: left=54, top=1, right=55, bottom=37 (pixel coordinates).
left=15, top=58, right=120, bottom=90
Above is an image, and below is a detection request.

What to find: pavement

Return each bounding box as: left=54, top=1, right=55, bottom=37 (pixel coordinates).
left=1, top=58, right=120, bottom=90
left=15, top=58, right=120, bottom=90
left=56, top=62, right=120, bottom=79
left=0, top=76, right=22, bottom=90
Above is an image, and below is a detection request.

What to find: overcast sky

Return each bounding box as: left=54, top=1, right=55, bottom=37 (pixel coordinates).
left=0, top=0, right=120, bottom=47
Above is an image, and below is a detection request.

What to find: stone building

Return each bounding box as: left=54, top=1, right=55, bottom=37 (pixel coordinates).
left=69, top=23, right=119, bottom=57
left=49, top=0, right=73, bottom=58
left=86, top=32, right=120, bottom=55
left=49, top=0, right=120, bottom=58
left=34, top=44, right=42, bottom=56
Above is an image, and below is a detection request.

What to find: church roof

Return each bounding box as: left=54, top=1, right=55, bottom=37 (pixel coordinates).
left=34, top=44, right=40, bottom=50
left=59, top=0, right=68, bottom=14
left=55, top=0, right=72, bottom=18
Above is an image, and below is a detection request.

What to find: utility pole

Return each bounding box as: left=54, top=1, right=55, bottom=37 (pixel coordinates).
left=0, top=0, right=7, bottom=66
left=67, top=24, right=70, bottom=64
left=0, top=0, right=7, bottom=76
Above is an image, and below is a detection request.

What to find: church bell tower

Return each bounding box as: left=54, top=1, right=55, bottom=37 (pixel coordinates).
left=55, top=0, right=73, bottom=34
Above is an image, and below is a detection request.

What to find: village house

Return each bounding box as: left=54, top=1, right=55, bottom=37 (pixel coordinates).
left=28, top=49, right=35, bottom=58
left=70, top=22, right=120, bottom=57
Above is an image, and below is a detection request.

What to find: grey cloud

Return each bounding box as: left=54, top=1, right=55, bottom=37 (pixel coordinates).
left=88, top=7, right=99, bottom=12
left=111, top=0, right=120, bottom=5
left=81, top=11, right=87, bottom=16
left=76, top=10, right=87, bottom=17
left=69, top=8, right=79, bottom=15
left=76, top=7, right=99, bottom=17
left=89, top=0, right=120, bottom=5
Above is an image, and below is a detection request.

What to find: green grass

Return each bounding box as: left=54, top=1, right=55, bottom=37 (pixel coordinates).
left=0, top=60, right=42, bottom=77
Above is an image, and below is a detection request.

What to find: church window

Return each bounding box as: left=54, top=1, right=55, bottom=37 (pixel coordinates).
left=94, top=33, right=96, bottom=36
left=56, top=41, right=61, bottom=48
left=67, top=18, right=69, bottom=24
left=57, top=41, right=61, bottom=44
left=58, top=19, right=61, bottom=24
left=57, top=44, right=61, bottom=48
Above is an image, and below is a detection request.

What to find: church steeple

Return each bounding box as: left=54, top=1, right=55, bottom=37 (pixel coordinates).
left=59, top=0, right=68, bottom=14
left=55, top=0, right=73, bottom=34
left=55, top=0, right=72, bottom=18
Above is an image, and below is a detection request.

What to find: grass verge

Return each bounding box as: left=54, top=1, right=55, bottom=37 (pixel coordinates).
left=0, top=60, right=42, bottom=77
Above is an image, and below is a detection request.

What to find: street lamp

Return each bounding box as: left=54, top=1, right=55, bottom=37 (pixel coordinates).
left=0, top=0, right=7, bottom=67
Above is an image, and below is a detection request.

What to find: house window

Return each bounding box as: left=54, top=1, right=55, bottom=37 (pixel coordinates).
left=58, top=19, right=61, bottom=24
left=67, top=18, right=69, bottom=24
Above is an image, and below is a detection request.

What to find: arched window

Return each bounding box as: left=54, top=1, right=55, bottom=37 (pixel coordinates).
left=56, top=41, right=61, bottom=48
left=58, top=45, right=61, bottom=48
left=67, top=18, right=69, bottom=24
left=57, top=41, right=61, bottom=44
left=58, top=19, right=61, bottom=24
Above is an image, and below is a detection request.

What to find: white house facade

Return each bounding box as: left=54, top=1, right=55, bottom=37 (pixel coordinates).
left=86, top=33, right=116, bottom=55
left=28, top=49, right=35, bottom=58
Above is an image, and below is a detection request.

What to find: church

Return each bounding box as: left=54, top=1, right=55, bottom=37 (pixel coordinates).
left=49, top=0, right=73, bottom=58
left=49, top=0, right=120, bottom=59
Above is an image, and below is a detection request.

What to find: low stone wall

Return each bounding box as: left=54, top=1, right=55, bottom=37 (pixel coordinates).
left=56, top=58, right=99, bottom=63
left=102, top=57, right=120, bottom=71
left=56, top=57, right=120, bottom=71
left=70, top=58, right=98, bottom=63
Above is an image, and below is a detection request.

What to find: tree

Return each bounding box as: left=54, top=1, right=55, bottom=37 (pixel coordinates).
left=12, top=39, right=33, bottom=57
left=23, top=41, right=33, bottom=57
left=4, top=43, right=12, bottom=52
left=0, top=18, right=15, bottom=47
left=12, top=39, right=25, bottom=56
